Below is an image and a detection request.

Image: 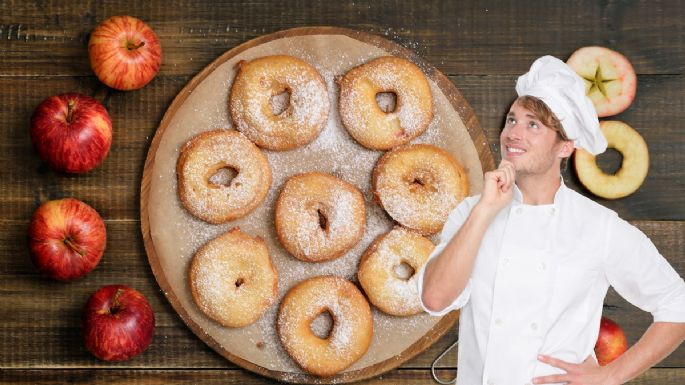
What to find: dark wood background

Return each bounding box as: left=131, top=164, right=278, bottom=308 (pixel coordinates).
left=1, top=1, right=683, bottom=383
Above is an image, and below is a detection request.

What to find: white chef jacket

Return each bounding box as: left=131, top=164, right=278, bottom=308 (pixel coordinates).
left=417, top=179, right=685, bottom=385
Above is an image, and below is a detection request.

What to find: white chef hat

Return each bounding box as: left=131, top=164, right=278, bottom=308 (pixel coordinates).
left=515, top=55, right=607, bottom=155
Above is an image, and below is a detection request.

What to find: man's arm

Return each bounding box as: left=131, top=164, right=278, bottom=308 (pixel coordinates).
left=535, top=210, right=685, bottom=384
left=421, top=204, right=498, bottom=312
left=421, top=160, right=515, bottom=313
left=606, top=321, right=685, bottom=384
left=534, top=322, right=685, bottom=385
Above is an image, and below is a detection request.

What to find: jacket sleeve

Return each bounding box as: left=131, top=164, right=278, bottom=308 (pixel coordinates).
left=417, top=196, right=478, bottom=316
left=604, top=216, right=685, bottom=323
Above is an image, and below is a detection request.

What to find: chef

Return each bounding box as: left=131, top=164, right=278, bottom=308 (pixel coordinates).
left=418, top=55, right=685, bottom=385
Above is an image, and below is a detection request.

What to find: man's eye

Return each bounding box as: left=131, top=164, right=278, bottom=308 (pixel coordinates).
left=529, top=121, right=539, bottom=129
left=506, top=117, right=516, bottom=125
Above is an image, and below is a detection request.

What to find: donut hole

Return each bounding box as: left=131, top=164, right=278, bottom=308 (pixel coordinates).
left=310, top=309, right=334, bottom=340
left=393, top=261, right=416, bottom=281
left=595, top=147, right=624, bottom=175
left=235, top=277, right=245, bottom=288
left=270, top=89, right=291, bottom=116
left=407, top=171, right=438, bottom=194
left=375, top=91, right=398, bottom=113
left=317, top=209, right=329, bottom=231
left=208, top=166, right=239, bottom=188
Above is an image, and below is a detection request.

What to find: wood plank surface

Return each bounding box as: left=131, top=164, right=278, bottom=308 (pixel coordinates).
left=1, top=1, right=684, bottom=76
left=1, top=0, right=684, bottom=383
left=0, top=368, right=683, bottom=384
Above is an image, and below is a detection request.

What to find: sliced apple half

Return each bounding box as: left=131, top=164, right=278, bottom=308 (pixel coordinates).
left=567, top=46, right=637, bottom=117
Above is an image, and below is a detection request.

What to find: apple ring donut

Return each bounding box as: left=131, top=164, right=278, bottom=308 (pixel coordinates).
left=189, top=228, right=278, bottom=328
left=176, top=130, right=271, bottom=224
left=338, top=56, right=433, bottom=150
left=574, top=120, right=649, bottom=199
left=358, top=226, right=435, bottom=316
left=275, top=172, right=366, bottom=262
left=277, top=275, right=373, bottom=377
left=373, top=144, right=468, bottom=235
left=229, top=55, right=330, bottom=151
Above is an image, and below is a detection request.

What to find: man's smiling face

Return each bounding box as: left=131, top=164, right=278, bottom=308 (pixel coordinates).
left=500, top=101, right=570, bottom=178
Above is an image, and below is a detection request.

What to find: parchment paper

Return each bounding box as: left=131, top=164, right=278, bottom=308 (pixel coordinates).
left=148, top=34, right=484, bottom=374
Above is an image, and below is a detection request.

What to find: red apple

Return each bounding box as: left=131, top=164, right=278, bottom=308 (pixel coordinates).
left=82, top=285, right=155, bottom=361
left=30, top=93, right=112, bottom=173
left=594, top=316, right=628, bottom=366
left=88, top=16, right=162, bottom=91
left=566, top=46, right=637, bottom=117
left=28, top=198, right=107, bottom=281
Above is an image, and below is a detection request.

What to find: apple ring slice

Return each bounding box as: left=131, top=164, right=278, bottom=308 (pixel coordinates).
left=566, top=46, right=637, bottom=117
left=574, top=121, right=648, bottom=199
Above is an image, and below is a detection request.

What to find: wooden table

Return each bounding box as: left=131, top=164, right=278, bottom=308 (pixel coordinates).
left=1, top=1, right=683, bottom=383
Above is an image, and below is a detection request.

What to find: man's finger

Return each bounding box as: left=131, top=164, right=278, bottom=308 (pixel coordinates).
left=500, top=168, right=513, bottom=192
left=538, top=354, right=574, bottom=371
left=532, top=374, right=568, bottom=384
left=504, top=167, right=514, bottom=191
left=498, top=161, right=515, bottom=191
left=498, top=170, right=508, bottom=190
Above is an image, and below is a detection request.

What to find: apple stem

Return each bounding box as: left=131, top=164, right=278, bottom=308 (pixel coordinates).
left=66, top=100, right=76, bottom=123
left=110, top=289, right=124, bottom=314
left=126, top=40, right=145, bottom=51
left=63, top=236, right=85, bottom=256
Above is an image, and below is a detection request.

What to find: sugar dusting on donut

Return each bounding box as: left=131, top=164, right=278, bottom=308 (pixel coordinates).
left=338, top=56, right=434, bottom=150
left=360, top=61, right=426, bottom=136
left=275, top=173, right=366, bottom=262
left=234, top=76, right=327, bottom=133
left=189, top=229, right=278, bottom=327
left=192, top=247, right=267, bottom=322
left=376, top=168, right=460, bottom=230
left=192, top=250, right=226, bottom=311
left=376, top=231, right=424, bottom=312
left=276, top=276, right=372, bottom=376
left=177, top=130, right=271, bottom=224
left=373, top=144, right=468, bottom=235
left=358, top=227, right=434, bottom=316
left=229, top=55, right=330, bottom=150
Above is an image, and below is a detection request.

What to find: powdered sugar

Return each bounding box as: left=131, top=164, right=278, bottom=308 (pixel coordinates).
left=338, top=57, right=434, bottom=149
left=189, top=231, right=277, bottom=327
left=149, top=34, right=480, bottom=376
left=178, top=130, right=270, bottom=223
left=229, top=56, right=329, bottom=149
left=374, top=145, right=466, bottom=234
left=358, top=227, right=434, bottom=315
left=275, top=173, right=365, bottom=261
left=276, top=276, right=371, bottom=374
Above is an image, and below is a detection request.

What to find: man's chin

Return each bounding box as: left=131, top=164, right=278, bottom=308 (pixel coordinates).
left=503, top=155, right=522, bottom=169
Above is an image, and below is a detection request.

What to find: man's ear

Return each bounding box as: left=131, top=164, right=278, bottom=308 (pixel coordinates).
left=558, top=140, right=574, bottom=158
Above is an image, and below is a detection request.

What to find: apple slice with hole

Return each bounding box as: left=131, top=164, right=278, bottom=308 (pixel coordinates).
left=566, top=46, right=636, bottom=117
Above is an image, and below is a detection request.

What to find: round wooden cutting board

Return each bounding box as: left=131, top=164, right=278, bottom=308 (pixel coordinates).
left=140, top=26, right=494, bottom=384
